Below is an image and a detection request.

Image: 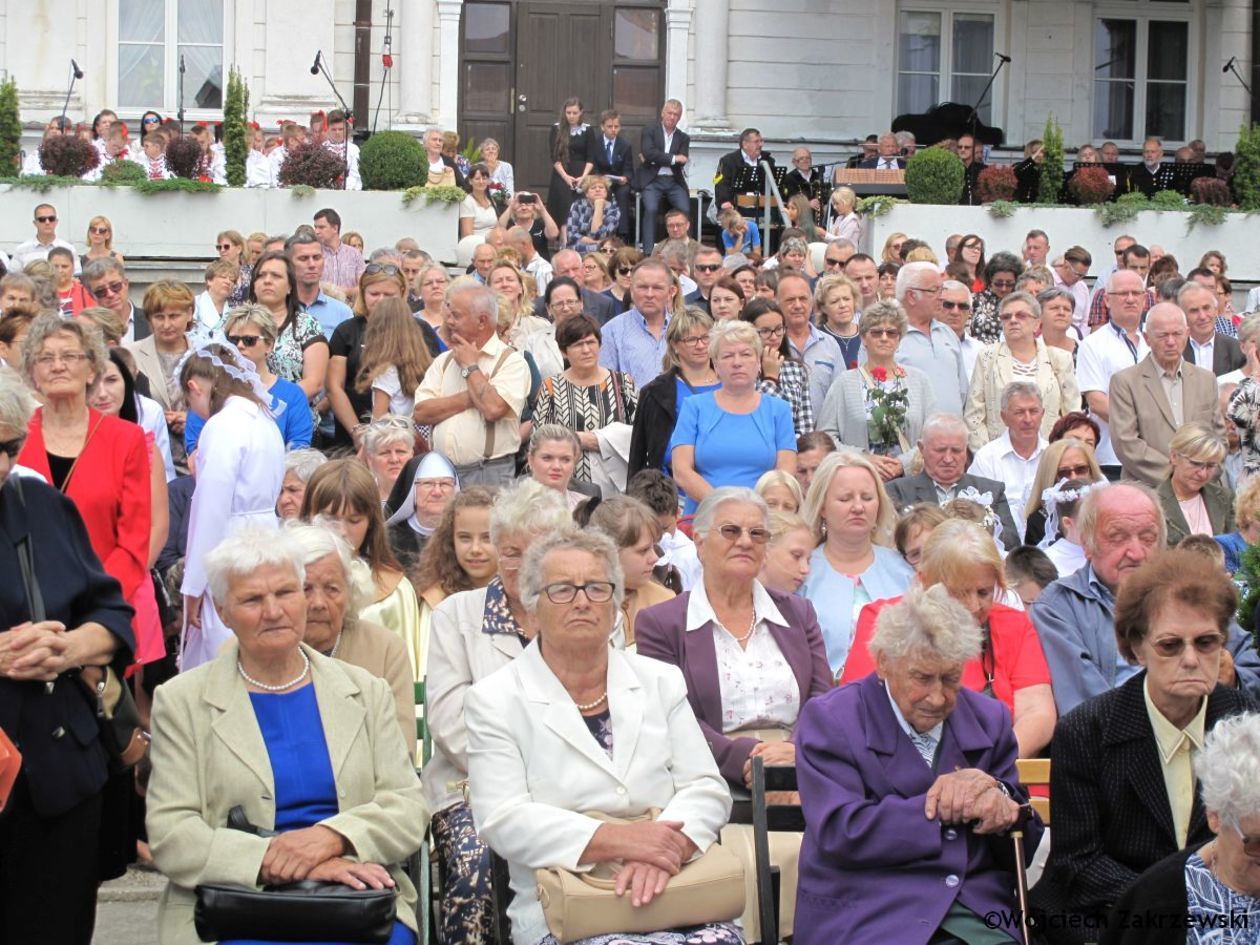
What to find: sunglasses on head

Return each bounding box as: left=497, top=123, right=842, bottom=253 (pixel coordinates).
left=364, top=263, right=400, bottom=277
left=227, top=334, right=262, bottom=348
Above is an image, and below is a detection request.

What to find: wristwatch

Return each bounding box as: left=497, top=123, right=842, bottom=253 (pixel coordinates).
left=460, top=363, right=481, bottom=380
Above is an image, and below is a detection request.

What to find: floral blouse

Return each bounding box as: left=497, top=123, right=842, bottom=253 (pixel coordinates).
left=267, top=310, right=327, bottom=386
left=1228, top=376, right=1260, bottom=477
left=480, top=577, right=528, bottom=646
left=969, top=289, right=1003, bottom=344
left=712, top=622, right=800, bottom=733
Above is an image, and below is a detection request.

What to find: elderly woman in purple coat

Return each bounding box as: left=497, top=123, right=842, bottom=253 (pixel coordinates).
left=793, top=584, right=1043, bottom=945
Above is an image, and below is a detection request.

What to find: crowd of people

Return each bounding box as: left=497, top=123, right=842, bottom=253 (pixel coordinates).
left=4, top=96, right=1260, bottom=945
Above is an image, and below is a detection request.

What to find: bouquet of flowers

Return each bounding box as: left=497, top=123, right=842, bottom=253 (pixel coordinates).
left=487, top=179, right=508, bottom=209
left=865, top=365, right=910, bottom=454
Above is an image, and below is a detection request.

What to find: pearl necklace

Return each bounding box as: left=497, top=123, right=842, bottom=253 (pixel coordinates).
left=730, top=611, right=758, bottom=644
left=574, top=690, right=608, bottom=712
left=327, top=632, right=344, bottom=659
left=238, top=650, right=311, bottom=692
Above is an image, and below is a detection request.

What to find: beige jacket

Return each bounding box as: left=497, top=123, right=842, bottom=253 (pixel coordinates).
left=146, top=643, right=427, bottom=945
left=964, top=338, right=1081, bottom=450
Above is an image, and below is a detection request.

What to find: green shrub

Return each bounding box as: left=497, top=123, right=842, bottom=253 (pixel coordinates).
left=1038, top=115, right=1064, bottom=203
left=904, top=147, right=964, bottom=205
left=360, top=131, right=427, bottom=190
left=1149, top=189, right=1187, bottom=210
left=224, top=67, right=250, bottom=188
left=0, top=78, right=19, bottom=175
left=100, top=160, right=147, bottom=185
left=1235, top=122, right=1260, bottom=212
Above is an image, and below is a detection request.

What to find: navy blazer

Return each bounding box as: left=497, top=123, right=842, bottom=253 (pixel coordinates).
left=633, top=123, right=689, bottom=192
left=590, top=133, right=634, bottom=182
left=0, top=477, right=134, bottom=817
left=635, top=586, right=832, bottom=785
left=856, top=157, right=906, bottom=170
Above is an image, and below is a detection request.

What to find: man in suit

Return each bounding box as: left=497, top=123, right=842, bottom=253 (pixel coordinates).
left=1180, top=280, right=1244, bottom=376
left=590, top=108, right=634, bottom=240
left=633, top=99, right=690, bottom=254
left=683, top=245, right=724, bottom=314
left=782, top=146, right=823, bottom=206
left=856, top=133, right=906, bottom=170
left=1128, top=136, right=1166, bottom=196
left=1109, top=302, right=1224, bottom=486
left=713, top=127, right=777, bottom=212
left=531, top=248, right=616, bottom=325
left=82, top=257, right=151, bottom=342
left=885, top=414, right=1020, bottom=551
left=957, top=133, right=985, bottom=206
left=845, top=134, right=879, bottom=169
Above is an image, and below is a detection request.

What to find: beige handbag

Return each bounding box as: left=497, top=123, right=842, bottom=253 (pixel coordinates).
left=535, top=811, right=746, bottom=944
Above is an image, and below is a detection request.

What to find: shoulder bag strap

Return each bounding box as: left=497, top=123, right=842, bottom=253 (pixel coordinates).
left=481, top=347, right=515, bottom=462
left=9, top=478, right=46, bottom=622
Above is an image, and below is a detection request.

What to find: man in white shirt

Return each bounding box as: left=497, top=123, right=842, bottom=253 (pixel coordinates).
left=1050, top=245, right=1093, bottom=334
left=938, top=280, right=982, bottom=381
left=1075, top=269, right=1150, bottom=477
left=1179, top=281, right=1245, bottom=377
left=11, top=203, right=79, bottom=274
left=968, top=381, right=1049, bottom=542
left=1022, top=229, right=1050, bottom=268
left=322, top=110, right=362, bottom=190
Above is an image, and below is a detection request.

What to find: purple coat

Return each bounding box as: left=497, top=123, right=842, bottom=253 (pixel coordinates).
left=635, top=587, right=832, bottom=785
left=793, top=673, right=1043, bottom=945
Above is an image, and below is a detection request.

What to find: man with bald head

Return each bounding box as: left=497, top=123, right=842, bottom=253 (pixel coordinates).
left=531, top=248, right=616, bottom=324
left=1108, top=302, right=1224, bottom=485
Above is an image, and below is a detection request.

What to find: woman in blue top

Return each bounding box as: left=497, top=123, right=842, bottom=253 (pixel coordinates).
left=669, top=319, right=796, bottom=515
left=800, top=450, right=914, bottom=676
left=184, top=305, right=313, bottom=454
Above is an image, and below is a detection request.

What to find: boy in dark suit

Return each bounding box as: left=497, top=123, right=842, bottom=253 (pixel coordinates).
left=590, top=109, right=634, bottom=240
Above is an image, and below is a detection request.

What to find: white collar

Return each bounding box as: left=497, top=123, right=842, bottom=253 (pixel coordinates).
left=996, top=430, right=1048, bottom=461
left=884, top=678, right=944, bottom=743
left=684, top=579, right=787, bottom=633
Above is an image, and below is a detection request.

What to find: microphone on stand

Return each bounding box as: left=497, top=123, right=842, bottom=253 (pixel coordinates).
left=71, top=59, right=84, bottom=79
left=311, top=51, right=322, bottom=76
left=1223, top=56, right=1236, bottom=74
left=996, top=53, right=1012, bottom=64
left=60, top=59, right=83, bottom=130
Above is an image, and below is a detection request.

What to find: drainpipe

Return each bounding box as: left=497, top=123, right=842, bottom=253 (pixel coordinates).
left=353, top=0, right=373, bottom=132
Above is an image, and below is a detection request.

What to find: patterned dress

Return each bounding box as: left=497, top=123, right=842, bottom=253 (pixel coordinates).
left=1185, top=851, right=1260, bottom=945
left=533, top=370, right=638, bottom=482
left=969, top=289, right=1003, bottom=344
left=1227, top=376, right=1260, bottom=480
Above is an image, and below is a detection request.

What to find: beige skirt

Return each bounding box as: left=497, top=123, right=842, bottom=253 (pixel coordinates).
left=723, top=727, right=800, bottom=944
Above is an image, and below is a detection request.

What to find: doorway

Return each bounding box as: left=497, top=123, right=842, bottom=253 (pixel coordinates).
left=459, top=0, right=666, bottom=198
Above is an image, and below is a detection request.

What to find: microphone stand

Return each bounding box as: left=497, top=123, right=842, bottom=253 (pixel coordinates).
left=1225, top=59, right=1254, bottom=99
left=313, top=52, right=353, bottom=189
left=177, top=54, right=186, bottom=134
left=372, top=0, right=395, bottom=135
left=965, top=54, right=1011, bottom=138
left=59, top=62, right=81, bottom=132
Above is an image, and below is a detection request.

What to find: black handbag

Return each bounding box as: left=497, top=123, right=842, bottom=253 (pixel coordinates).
left=193, top=807, right=397, bottom=944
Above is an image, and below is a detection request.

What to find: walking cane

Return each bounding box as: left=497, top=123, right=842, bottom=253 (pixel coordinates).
left=1011, top=829, right=1033, bottom=945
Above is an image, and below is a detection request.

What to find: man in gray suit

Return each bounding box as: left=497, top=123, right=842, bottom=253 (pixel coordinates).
left=884, top=414, right=1020, bottom=551
left=1179, top=281, right=1245, bottom=377
left=1109, top=302, right=1224, bottom=486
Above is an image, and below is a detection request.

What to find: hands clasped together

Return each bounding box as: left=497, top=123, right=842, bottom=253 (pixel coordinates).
left=258, top=824, right=395, bottom=892
left=924, top=768, right=1022, bottom=835
left=590, top=819, right=698, bottom=909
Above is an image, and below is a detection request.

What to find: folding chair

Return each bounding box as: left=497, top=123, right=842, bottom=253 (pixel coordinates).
left=727, top=756, right=804, bottom=945
left=1012, top=757, right=1051, bottom=945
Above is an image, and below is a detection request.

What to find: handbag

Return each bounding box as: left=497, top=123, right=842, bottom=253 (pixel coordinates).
left=0, top=727, right=19, bottom=811
left=193, top=807, right=397, bottom=944
left=535, top=810, right=745, bottom=944
left=8, top=476, right=146, bottom=774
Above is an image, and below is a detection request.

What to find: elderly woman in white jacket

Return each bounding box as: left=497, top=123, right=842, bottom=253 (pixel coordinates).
left=466, top=528, right=738, bottom=945
left=423, top=479, right=575, bottom=944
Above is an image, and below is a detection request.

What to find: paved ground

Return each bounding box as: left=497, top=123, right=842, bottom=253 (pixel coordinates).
left=94, top=868, right=162, bottom=945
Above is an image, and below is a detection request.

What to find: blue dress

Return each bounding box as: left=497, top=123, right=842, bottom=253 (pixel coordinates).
left=223, top=685, right=415, bottom=945
left=667, top=391, right=795, bottom=514
left=184, top=377, right=314, bottom=453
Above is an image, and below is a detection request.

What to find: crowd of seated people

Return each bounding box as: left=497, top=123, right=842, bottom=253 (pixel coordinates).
left=7, top=96, right=1260, bottom=945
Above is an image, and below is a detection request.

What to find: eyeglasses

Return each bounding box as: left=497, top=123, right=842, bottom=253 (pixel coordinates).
left=216, top=243, right=234, bottom=251
left=1148, top=633, right=1225, bottom=658
left=999, top=310, right=1035, bottom=322
left=617, top=267, right=634, bottom=276
left=716, top=523, right=771, bottom=544
left=694, top=263, right=721, bottom=273
left=1230, top=823, right=1260, bottom=857
left=911, top=285, right=941, bottom=295
left=34, top=352, right=89, bottom=367
left=678, top=334, right=711, bottom=347
left=1056, top=463, right=1093, bottom=479
left=941, top=300, right=972, bottom=311
left=364, top=263, right=401, bottom=277
left=0, top=435, right=26, bottom=459
left=142, top=117, right=160, bottom=125
left=1176, top=454, right=1221, bottom=473
left=35, top=215, right=56, bottom=224
left=227, top=334, right=262, bottom=348
left=989, top=280, right=1016, bottom=290
left=416, top=478, right=455, bottom=492
left=865, top=327, right=901, bottom=339
left=549, top=298, right=582, bottom=309
left=824, top=258, right=846, bottom=267
left=91, top=281, right=126, bottom=297
left=756, top=325, right=786, bottom=338
left=90, top=226, right=110, bottom=236
left=542, top=581, right=616, bottom=604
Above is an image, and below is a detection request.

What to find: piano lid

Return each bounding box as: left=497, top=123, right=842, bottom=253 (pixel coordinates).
left=892, top=102, right=1005, bottom=149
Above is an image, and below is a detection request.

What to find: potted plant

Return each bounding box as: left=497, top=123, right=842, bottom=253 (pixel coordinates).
left=904, top=146, right=965, bottom=205
left=1190, top=177, right=1232, bottom=208
left=223, top=67, right=251, bottom=187
left=279, top=141, right=348, bottom=189
left=1233, top=122, right=1260, bottom=212
left=38, top=134, right=99, bottom=178
left=165, top=136, right=204, bottom=180
left=1038, top=115, right=1065, bottom=203
left=360, top=131, right=427, bottom=190
left=1067, top=166, right=1115, bottom=205
left=976, top=165, right=1018, bottom=203
left=0, top=78, right=19, bottom=175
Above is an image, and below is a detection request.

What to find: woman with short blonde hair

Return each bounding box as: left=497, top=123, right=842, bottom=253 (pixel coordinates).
left=1160, top=420, right=1233, bottom=545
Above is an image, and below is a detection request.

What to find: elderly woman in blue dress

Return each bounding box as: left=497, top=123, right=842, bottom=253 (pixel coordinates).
left=800, top=450, right=915, bottom=676
left=423, top=479, right=574, bottom=944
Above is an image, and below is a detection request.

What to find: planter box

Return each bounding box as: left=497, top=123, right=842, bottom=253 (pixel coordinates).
left=865, top=204, right=1258, bottom=288
left=0, top=184, right=461, bottom=264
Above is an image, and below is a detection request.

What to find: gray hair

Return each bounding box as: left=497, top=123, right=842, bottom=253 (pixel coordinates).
left=920, top=412, right=969, bottom=443
left=446, top=281, right=498, bottom=323
left=222, top=303, right=279, bottom=345
left=894, top=261, right=940, bottom=301
left=868, top=583, right=982, bottom=665
left=895, top=131, right=916, bottom=147
left=284, top=522, right=374, bottom=632
left=1195, top=712, right=1260, bottom=825
left=1241, top=314, right=1260, bottom=349
left=20, top=313, right=108, bottom=394
left=529, top=422, right=580, bottom=456
left=518, top=527, right=625, bottom=615
left=368, top=248, right=402, bottom=265
left=204, top=527, right=306, bottom=604
left=1000, top=380, right=1044, bottom=412
left=0, top=365, right=36, bottom=434
left=779, top=237, right=809, bottom=257
left=360, top=416, right=416, bottom=455
left=489, top=478, right=571, bottom=546
left=82, top=256, right=126, bottom=285
left=693, top=486, right=770, bottom=540
left=940, top=279, right=969, bottom=295
left=998, top=290, right=1041, bottom=320
left=1176, top=280, right=1216, bottom=310
left=709, top=317, right=763, bottom=363
left=284, top=448, right=328, bottom=482
left=1037, top=286, right=1075, bottom=308
left=1076, top=482, right=1166, bottom=555
left=858, top=299, right=909, bottom=336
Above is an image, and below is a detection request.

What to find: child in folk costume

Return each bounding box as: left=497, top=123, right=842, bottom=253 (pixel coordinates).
left=140, top=133, right=171, bottom=180
left=176, top=336, right=285, bottom=670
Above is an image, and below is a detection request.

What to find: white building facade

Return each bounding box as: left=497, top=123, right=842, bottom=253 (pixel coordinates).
left=1, top=0, right=1254, bottom=193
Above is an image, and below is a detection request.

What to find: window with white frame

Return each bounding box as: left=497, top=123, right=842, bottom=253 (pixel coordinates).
left=897, top=9, right=996, bottom=124
left=119, top=0, right=225, bottom=112
left=1093, top=5, right=1191, bottom=144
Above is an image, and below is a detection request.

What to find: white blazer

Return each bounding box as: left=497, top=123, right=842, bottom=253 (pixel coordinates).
left=466, top=643, right=733, bottom=945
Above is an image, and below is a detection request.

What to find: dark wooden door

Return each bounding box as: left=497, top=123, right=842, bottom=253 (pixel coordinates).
left=460, top=0, right=665, bottom=199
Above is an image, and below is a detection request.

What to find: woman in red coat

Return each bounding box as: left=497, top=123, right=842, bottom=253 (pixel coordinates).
left=840, top=518, right=1057, bottom=757
left=16, top=315, right=153, bottom=659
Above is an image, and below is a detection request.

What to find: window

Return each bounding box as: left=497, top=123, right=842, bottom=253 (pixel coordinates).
left=119, top=0, right=225, bottom=111
left=1093, top=12, right=1190, bottom=142
left=897, top=10, right=996, bottom=124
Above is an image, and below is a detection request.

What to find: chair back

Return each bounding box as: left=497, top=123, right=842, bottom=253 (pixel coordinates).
left=415, top=680, right=432, bottom=766
left=1016, top=757, right=1050, bottom=824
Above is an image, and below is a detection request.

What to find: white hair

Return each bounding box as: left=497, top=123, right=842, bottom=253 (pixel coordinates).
left=204, top=527, right=306, bottom=604
left=868, top=583, right=982, bottom=665
left=518, top=527, right=625, bottom=615
left=894, top=261, right=940, bottom=302
left=283, top=522, right=374, bottom=630
left=0, top=366, right=36, bottom=433
left=1000, top=381, right=1043, bottom=412
left=1195, top=712, right=1260, bottom=825
left=489, top=478, right=571, bottom=546
left=920, top=412, right=969, bottom=443
left=693, top=486, right=769, bottom=539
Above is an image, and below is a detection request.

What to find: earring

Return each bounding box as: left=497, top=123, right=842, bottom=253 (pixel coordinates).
left=820, top=519, right=828, bottom=538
